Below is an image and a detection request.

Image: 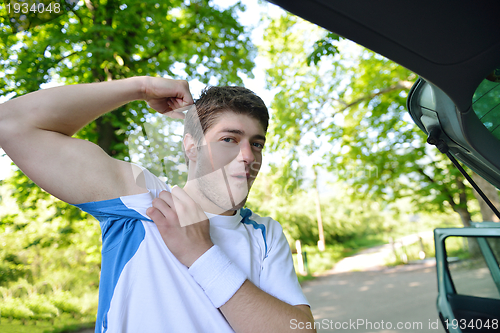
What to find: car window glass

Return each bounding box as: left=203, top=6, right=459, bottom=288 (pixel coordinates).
left=472, top=68, right=500, bottom=140
left=445, top=236, right=500, bottom=299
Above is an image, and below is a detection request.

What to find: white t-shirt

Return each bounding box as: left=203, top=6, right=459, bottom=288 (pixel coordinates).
left=75, top=168, right=309, bottom=333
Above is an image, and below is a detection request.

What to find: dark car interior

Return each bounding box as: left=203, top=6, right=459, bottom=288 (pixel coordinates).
left=268, top=0, right=500, bottom=331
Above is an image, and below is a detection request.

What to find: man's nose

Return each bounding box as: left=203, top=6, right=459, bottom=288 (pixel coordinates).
left=238, top=141, right=255, bottom=165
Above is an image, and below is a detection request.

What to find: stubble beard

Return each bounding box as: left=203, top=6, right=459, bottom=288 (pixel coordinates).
left=195, top=158, right=250, bottom=213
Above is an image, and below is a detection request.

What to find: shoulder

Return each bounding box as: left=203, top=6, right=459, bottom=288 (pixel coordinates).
left=128, top=163, right=171, bottom=197
left=74, top=165, right=170, bottom=221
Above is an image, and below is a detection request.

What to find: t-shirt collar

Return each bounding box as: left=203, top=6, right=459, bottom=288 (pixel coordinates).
left=205, top=209, right=242, bottom=229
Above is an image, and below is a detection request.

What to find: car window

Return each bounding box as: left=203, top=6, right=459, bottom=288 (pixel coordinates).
left=472, top=68, right=500, bottom=140
left=445, top=236, right=500, bottom=300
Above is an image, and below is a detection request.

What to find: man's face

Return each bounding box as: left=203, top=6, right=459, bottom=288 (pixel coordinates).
left=191, top=111, right=266, bottom=213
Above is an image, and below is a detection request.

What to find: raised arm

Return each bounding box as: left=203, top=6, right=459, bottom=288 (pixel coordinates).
left=0, top=77, right=193, bottom=204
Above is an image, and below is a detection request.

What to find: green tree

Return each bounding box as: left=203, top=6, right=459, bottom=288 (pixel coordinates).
left=259, top=13, right=478, bottom=228
left=0, top=0, right=256, bottom=303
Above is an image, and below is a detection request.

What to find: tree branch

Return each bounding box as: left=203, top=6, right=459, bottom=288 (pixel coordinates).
left=457, top=176, right=468, bottom=207
left=416, top=166, right=458, bottom=211
left=133, top=47, right=168, bottom=66
left=337, top=80, right=413, bottom=112
left=56, top=51, right=81, bottom=64
left=70, top=8, right=84, bottom=26
left=84, top=0, right=95, bottom=11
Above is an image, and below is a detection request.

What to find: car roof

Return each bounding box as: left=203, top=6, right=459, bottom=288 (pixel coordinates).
left=269, top=0, right=500, bottom=188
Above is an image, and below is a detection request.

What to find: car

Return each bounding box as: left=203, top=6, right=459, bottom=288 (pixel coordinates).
left=268, top=0, right=500, bottom=332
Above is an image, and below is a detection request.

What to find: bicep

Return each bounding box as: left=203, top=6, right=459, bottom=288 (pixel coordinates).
left=2, top=127, right=145, bottom=204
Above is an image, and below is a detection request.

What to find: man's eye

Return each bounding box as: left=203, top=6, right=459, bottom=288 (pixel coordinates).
left=253, top=142, right=264, bottom=149
left=222, top=138, right=235, bottom=143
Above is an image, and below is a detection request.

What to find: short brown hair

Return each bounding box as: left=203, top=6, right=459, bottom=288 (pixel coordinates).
left=183, top=86, right=269, bottom=166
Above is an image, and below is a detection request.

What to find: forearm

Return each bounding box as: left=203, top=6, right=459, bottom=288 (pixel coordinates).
left=220, top=280, right=316, bottom=333
left=0, top=77, right=144, bottom=137
left=185, top=245, right=315, bottom=333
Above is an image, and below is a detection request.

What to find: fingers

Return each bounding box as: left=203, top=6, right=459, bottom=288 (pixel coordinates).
left=159, top=79, right=192, bottom=107
left=150, top=98, right=190, bottom=119
left=148, top=188, right=208, bottom=228
left=163, top=99, right=188, bottom=119
left=163, top=111, right=186, bottom=120
left=144, top=77, right=193, bottom=116
left=148, top=191, right=178, bottom=226
left=171, top=185, right=195, bottom=206
left=158, top=190, right=175, bottom=208
left=146, top=206, right=165, bottom=223
left=175, top=81, right=194, bottom=106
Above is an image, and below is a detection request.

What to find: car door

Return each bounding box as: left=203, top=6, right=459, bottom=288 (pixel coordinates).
left=435, top=223, right=500, bottom=333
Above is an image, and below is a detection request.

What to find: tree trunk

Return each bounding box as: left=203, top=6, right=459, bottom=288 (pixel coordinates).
left=471, top=172, right=500, bottom=222
left=454, top=207, right=480, bottom=257
left=456, top=207, right=472, bottom=227
left=451, top=177, right=483, bottom=257
left=95, top=117, right=116, bottom=156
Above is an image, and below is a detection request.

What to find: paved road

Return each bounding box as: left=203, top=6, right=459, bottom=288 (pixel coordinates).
left=301, top=235, right=445, bottom=333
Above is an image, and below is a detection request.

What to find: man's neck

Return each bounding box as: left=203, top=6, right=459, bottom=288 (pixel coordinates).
left=182, top=182, right=237, bottom=216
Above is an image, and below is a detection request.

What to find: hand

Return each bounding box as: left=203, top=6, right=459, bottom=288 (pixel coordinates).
left=146, top=186, right=213, bottom=267
left=142, top=77, right=194, bottom=119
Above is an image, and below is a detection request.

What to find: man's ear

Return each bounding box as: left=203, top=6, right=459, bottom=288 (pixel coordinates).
left=183, top=133, right=198, bottom=163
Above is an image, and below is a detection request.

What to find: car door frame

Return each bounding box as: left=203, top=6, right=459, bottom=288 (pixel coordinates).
left=434, top=223, right=500, bottom=333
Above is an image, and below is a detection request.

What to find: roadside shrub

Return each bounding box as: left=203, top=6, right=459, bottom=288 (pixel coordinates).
left=11, top=284, right=29, bottom=298
left=0, top=252, right=31, bottom=286
left=35, top=281, right=54, bottom=295
left=51, top=292, right=83, bottom=318
left=0, top=298, right=34, bottom=324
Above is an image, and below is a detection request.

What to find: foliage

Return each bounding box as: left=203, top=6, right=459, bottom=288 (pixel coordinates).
left=307, top=32, right=340, bottom=66
left=292, top=243, right=345, bottom=283
left=293, top=244, right=345, bottom=274
left=247, top=171, right=399, bottom=246
left=0, top=316, right=94, bottom=333
left=0, top=184, right=100, bottom=326
left=259, top=12, right=479, bottom=227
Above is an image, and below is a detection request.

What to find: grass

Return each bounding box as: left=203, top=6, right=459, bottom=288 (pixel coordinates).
left=340, top=235, right=388, bottom=254
left=383, top=234, right=472, bottom=266
left=293, top=244, right=344, bottom=283
left=445, top=236, right=471, bottom=260
left=0, top=315, right=94, bottom=333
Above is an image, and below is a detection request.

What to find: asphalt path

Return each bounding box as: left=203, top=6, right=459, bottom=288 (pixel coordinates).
left=301, top=234, right=445, bottom=333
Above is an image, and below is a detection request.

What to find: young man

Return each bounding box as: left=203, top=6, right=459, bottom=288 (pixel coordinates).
left=0, top=77, right=315, bottom=332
